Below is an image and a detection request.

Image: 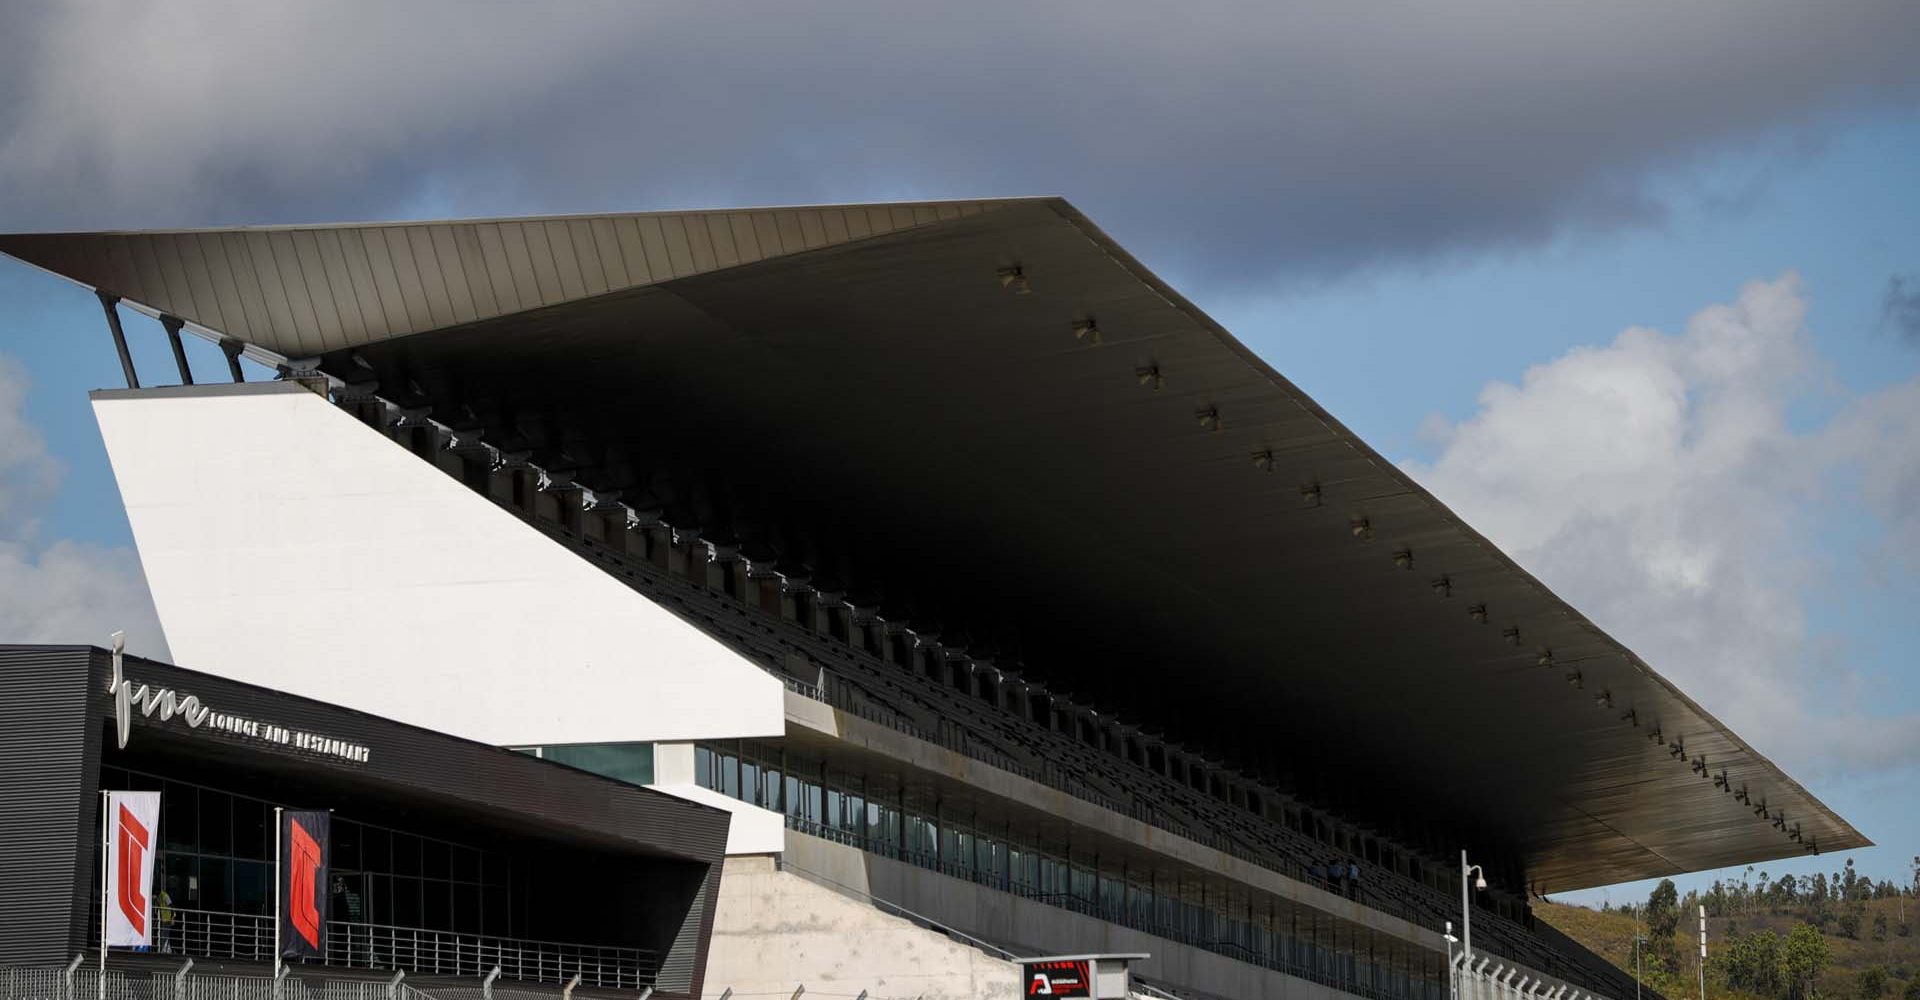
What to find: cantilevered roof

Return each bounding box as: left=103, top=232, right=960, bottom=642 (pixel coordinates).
left=0, top=199, right=1869, bottom=892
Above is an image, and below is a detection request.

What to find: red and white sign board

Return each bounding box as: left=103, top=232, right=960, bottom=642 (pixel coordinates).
left=104, top=791, right=161, bottom=947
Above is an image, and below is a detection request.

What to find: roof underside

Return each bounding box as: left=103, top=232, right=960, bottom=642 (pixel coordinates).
left=0, top=199, right=1868, bottom=891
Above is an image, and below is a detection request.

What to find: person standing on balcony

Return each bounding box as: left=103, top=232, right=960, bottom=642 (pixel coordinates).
left=155, top=888, right=175, bottom=953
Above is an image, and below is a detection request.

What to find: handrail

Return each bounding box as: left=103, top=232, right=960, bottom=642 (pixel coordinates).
left=85, top=906, right=654, bottom=990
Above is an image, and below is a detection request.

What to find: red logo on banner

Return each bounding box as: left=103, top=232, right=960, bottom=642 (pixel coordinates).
left=288, top=819, right=323, bottom=948
left=114, top=804, right=152, bottom=937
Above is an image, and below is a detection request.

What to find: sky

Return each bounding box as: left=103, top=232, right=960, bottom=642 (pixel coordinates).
left=0, top=1, right=1917, bottom=907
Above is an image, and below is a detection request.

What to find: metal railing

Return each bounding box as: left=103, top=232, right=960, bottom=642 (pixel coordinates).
left=0, top=964, right=436, bottom=1000
left=84, top=909, right=652, bottom=991
left=324, top=924, right=652, bottom=991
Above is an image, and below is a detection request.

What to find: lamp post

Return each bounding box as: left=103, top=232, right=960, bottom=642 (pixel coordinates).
left=1445, top=921, right=1460, bottom=1000
left=1632, top=934, right=1646, bottom=1000
left=1460, top=851, right=1488, bottom=963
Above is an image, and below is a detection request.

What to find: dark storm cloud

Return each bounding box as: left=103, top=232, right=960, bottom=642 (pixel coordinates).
left=1885, top=274, right=1920, bottom=346
left=1, top=1, right=1917, bottom=290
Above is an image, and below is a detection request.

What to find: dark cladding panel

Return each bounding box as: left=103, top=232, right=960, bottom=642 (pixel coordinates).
left=655, top=861, right=722, bottom=997
left=0, top=646, right=102, bottom=964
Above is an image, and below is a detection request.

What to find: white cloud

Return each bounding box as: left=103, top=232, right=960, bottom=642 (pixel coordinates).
left=0, top=354, right=168, bottom=658
left=0, top=2, right=1916, bottom=287
left=1405, top=274, right=1920, bottom=779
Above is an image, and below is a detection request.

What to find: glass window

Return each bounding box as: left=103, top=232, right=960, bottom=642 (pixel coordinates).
left=451, top=883, right=480, bottom=934
left=332, top=820, right=361, bottom=872
left=392, top=833, right=421, bottom=877
left=451, top=845, right=479, bottom=884
left=694, top=746, right=714, bottom=788
left=742, top=760, right=763, bottom=807
left=764, top=767, right=783, bottom=812
left=199, top=858, right=233, bottom=911
left=422, top=838, right=450, bottom=881
left=233, top=860, right=268, bottom=915
left=198, top=789, right=232, bottom=856
left=236, top=799, right=270, bottom=860
left=542, top=742, right=655, bottom=786
left=363, top=827, right=391, bottom=873
left=162, top=782, right=198, bottom=853
left=392, top=876, right=422, bottom=927
left=422, top=880, right=450, bottom=928
left=481, top=884, right=508, bottom=937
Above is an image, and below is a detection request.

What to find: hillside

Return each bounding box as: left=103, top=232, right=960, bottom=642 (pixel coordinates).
left=1538, top=895, right=1920, bottom=1000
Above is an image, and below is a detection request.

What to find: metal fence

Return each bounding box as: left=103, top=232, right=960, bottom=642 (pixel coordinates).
left=84, top=907, right=653, bottom=991
left=0, top=965, right=434, bottom=1000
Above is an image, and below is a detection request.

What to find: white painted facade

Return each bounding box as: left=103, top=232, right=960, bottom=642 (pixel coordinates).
left=92, top=382, right=785, bottom=749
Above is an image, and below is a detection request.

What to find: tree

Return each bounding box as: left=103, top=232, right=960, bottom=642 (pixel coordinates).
left=1713, top=929, right=1782, bottom=996
left=1783, top=923, right=1832, bottom=1000
left=1648, top=879, right=1682, bottom=969
left=1905, top=976, right=1920, bottom=1000
left=1840, top=909, right=1864, bottom=940
left=1875, top=912, right=1890, bottom=942
left=1857, top=967, right=1887, bottom=1000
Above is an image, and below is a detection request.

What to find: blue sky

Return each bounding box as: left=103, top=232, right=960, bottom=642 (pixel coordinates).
left=0, top=1, right=1916, bottom=908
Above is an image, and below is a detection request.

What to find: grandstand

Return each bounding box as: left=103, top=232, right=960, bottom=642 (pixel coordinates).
left=0, top=199, right=1868, bottom=1000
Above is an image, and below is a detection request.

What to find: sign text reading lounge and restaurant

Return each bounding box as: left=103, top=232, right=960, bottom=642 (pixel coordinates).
left=109, top=655, right=371, bottom=764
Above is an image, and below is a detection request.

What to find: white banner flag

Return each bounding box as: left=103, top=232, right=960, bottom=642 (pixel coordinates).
left=104, top=791, right=161, bottom=948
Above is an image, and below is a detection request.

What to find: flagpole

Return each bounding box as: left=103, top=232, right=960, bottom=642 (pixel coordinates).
left=98, top=791, right=108, bottom=1000
left=273, top=807, right=284, bottom=982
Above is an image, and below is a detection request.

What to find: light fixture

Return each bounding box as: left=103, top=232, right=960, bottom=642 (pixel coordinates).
left=1071, top=318, right=1101, bottom=344
left=1432, top=575, right=1452, bottom=598
left=1595, top=689, right=1612, bottom=709
left=1714, top=769, right=1729, bottom=790
left=1252, top=448, right=1275, bottom=472
left=1468, top=603, right=1488, bottom=624
left=1620, top=708, right=1637, bottom=726
left=1790, top=822, right=1802, bottom=842
left=1196, top=406, right=1222, bottom=432
left=996, top=265, right=1030, bottom=294
left=1668, top=739, right=1686, bottom=759
left=1300, top=482, right=1323, bottom=507
left=1537, top=649, right=1554, bottom=668
left=1350, top=517, right=1374, bottom=540
left=1753, top=798, right=1769, bottom=818
left=1564, top=669, right=1583, bottom=689
left=1691, top=755, right=1707, bottom=775
left=1501, top=626, right=1521, bottom=646
left=1393, top=547, right=1414, bottom=570
left=1135, top=364, right=1164, bottom=390
left=1475, top=871, right=1488, bottom=891
left=1647, top=725, right=1663, bottom=744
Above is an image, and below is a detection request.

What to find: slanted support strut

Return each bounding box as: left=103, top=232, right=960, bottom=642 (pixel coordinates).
left=160, top=315, right=193, bottom=385
left=220, top=339, right=246, bottom=383
left=95, top=291, right=139, bottom=389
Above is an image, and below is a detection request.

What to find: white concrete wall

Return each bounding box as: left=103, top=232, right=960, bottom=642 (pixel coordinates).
left=92, top=383, right=784, bottom=747
left=704, top=855, right=1021, bottom=1000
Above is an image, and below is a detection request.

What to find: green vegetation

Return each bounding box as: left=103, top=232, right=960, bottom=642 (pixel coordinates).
left=1538, top=859, right=1920, bottom=1000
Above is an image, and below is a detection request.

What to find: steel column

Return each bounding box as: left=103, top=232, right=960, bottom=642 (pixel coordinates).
left=220, top=339, right=246, bottom=383
left=95, top=292, right=139, bottom=389
left=160, top=316, right=193, bottom=385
